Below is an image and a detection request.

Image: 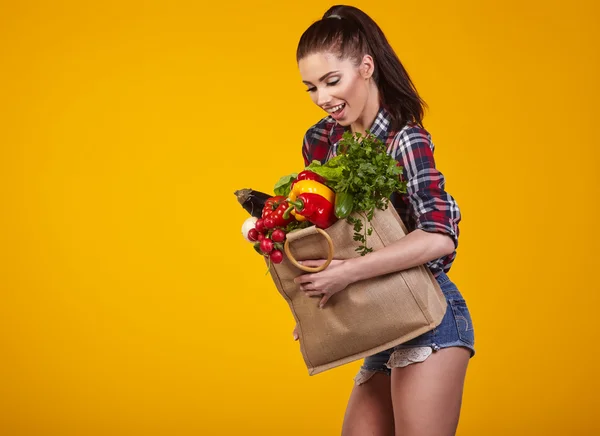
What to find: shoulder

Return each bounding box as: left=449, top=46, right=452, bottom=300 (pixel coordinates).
left=303, top=114, right=337, bottom=144
left=391, top=123, right=434, bottom=148
left=302, top=115, right=338, bottom=166
left=388, top=122, right=435, bottom=159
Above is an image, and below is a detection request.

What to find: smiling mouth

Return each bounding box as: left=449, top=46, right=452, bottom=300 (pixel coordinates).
left=326, top=103, right=346, bottom=114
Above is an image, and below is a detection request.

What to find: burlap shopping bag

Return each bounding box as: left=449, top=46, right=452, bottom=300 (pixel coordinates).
left=268, top=204, right=447, bottom=375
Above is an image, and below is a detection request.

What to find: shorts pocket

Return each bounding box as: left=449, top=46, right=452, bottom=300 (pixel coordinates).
left=440, top=279, right=460, bottom=297
left=449, top=299, right=475, bottom=346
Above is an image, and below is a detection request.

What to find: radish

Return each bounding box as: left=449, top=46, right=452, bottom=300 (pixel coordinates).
left=241, top=217, right=258, bottom=242
left=271, top=229, right=286, bottom=243
left=270, top=250, right=283, bottom=264
left=247, top=228, right=259, bottom=242
left=260, top=238, right=274, bottom=254
left=255, top=219, right=266, bottom=233
left=264, top=217, right=276, bottom=229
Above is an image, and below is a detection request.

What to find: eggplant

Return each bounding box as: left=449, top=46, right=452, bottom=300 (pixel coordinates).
left=234, top=188, right=273, bottom=218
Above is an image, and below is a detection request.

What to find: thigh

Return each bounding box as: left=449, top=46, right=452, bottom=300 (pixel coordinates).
left=342, top=372, right=395, bottom=436
left=390, top=347, right=471, bottom=436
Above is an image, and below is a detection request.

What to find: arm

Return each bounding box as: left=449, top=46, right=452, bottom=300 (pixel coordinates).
left=344, top=228, right=455, bottom=282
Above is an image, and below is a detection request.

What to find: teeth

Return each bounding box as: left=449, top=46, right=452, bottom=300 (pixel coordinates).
left=327, top=104, right=345, bottom=113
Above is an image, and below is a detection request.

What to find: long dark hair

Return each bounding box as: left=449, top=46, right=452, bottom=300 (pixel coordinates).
left=296, top=5, right=427, bottom=130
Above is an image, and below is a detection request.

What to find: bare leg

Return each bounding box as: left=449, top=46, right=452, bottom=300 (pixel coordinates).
left=342, top=372, right=395, bottom=436
left=390, top=347, right=471, bottom=436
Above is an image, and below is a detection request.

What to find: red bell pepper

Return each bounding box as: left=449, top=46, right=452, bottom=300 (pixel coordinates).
left=290, top=170, right=326, bottom=189
left=262, top=196, right=295, bottom=228
left=285, top=193, right=337, bottom=229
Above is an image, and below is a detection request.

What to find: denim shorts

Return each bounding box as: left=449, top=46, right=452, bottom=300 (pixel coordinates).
left=355, top=271, right=476, bottom=385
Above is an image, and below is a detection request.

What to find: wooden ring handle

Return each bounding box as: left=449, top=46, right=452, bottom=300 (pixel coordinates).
left=284, top=228, right=334, bottom=273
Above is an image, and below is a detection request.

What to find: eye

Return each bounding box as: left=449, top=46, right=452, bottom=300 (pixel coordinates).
left=327, top=79, right=340, bottom=86
left=306, top=86, right=317, bottom=93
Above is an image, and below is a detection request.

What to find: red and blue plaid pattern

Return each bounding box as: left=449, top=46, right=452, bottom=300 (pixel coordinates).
left=301, top=107, right=461, bottom=276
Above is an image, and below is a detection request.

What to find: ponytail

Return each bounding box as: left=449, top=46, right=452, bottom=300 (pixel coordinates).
left=296, top=5, right=427, bottom=130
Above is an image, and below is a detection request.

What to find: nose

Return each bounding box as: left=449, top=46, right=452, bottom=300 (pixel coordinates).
left=316, top=88, right=332, bottom=107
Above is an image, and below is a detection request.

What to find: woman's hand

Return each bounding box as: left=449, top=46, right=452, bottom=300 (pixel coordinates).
left=293, top=259, right=353, bottom=308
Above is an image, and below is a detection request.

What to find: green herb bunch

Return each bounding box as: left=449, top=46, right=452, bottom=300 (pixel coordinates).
left=307, top=131, right=407, bottom=255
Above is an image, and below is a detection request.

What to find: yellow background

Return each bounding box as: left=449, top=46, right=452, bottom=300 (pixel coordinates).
left=1, top=0, right=598, bottom=435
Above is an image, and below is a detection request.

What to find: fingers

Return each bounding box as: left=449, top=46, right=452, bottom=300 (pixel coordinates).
left=319, top=294, right=331, bottom=309
left=294, top=259, right=340, bottom=285
left=293, top=259, right=330, bottom=284
left=293, top=265, right=331, bottom=307
left=298, top=283, right=316, bottom=292
left=298, top=283, right=323, bottom=297
left=293, top=325, right=298, bottom=341
left=294, top=274, right=314, bottom=285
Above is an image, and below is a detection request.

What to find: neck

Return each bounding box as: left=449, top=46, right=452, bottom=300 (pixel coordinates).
left=350, top=81, right=380, bottom=136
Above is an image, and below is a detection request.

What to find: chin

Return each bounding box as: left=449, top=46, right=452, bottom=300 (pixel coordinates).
left=335, top=113, right=356, bottom=127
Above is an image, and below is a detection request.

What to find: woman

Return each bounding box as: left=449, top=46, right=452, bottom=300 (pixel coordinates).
left=291, top=5, right=476, bottom=436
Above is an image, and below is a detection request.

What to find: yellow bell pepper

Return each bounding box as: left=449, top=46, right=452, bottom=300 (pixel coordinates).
left=287, top=180, right=336, bottom=220
left=290, top=209, right=307, bottom=221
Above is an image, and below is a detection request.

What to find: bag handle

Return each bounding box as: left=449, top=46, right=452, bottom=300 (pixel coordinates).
left=284, top=227, right=334, bottom=273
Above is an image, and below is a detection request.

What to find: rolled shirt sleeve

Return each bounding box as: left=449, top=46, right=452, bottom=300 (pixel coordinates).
left=390, top=126, right=461, bottom=249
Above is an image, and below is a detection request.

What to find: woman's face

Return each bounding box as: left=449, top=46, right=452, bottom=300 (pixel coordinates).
left=298, top=52, right=372, bottom=126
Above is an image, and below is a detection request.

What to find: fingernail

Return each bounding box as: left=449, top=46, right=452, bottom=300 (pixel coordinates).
left=293, top=333, right=299, bottom=340
left=319, top=304, right=324, bottom=309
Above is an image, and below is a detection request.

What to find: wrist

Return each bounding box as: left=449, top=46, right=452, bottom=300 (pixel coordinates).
left=342, top=257, right=363, bottom=284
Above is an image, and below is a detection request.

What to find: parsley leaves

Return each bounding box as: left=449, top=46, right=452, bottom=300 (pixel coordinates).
left=307, top=131, right=407, bottom=255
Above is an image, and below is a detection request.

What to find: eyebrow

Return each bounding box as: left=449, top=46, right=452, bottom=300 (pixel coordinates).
left=302, top=70, right=340, bottom=85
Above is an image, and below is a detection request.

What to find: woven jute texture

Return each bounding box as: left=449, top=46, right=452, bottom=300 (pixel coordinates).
left=268, top=205, right=447, bottom=375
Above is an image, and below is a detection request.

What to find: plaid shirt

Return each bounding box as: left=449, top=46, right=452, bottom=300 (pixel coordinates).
left=301, top=107, right=461, bottom=276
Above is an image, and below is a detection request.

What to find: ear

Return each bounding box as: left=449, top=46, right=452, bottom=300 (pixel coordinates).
left=359, top=54, right=375, bottom=79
